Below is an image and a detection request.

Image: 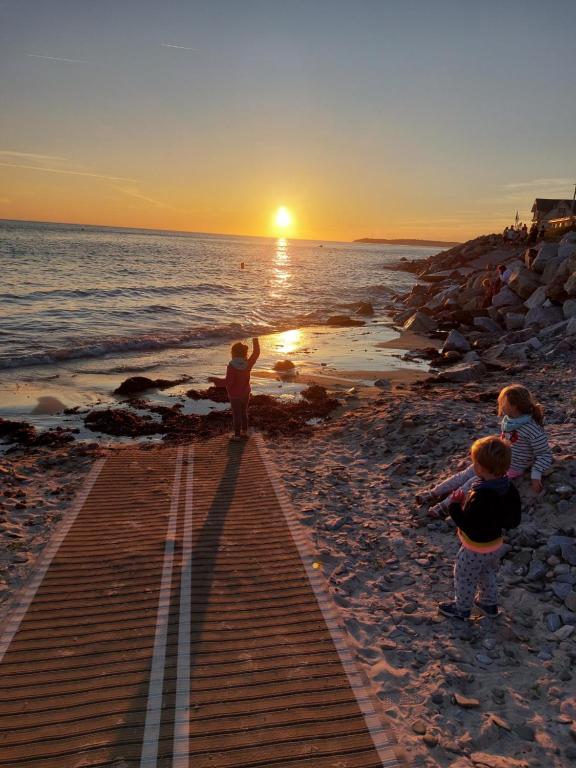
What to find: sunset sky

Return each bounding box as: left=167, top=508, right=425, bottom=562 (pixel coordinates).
left=1, top=0, right=575, bottom=241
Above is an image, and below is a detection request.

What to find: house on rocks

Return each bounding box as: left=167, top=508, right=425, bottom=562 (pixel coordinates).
left=532, top=198, right=575, bottom=230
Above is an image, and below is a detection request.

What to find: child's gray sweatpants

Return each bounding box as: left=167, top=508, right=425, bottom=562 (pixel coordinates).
left=431, top=464, right=477, bottom=510
left=454, top=546, right=501, bottom=611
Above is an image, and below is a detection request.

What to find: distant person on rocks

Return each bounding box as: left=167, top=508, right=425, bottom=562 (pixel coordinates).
left=417, top=384, right=552, bottom=517
left=498, top=264, right=512, bottom=284
left=438, top=436, right=522, bottom=620
left=208, top=337, right=260, bottom=441
left=527, top=223, right=538, bottom=245
left=520, top=223, right=528, bottom=241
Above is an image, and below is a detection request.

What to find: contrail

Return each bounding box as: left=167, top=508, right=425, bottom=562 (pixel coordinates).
left=160, top=43, right=199, bottom=51
left=27, top=54, right=90, bottom=64
left=0, top=163, right=138, bottom=183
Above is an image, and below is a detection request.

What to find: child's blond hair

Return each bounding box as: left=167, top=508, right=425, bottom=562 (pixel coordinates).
left=498, top=384, right=544, bottom=425
left=471, top=436, right=511, bottom=477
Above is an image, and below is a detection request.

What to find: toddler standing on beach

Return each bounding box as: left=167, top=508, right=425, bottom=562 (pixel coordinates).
left=439, top=435, right=521, bottom=620
left=209, top=337, right=260, bottom=441
left=420, top=384, right=552, bottom=517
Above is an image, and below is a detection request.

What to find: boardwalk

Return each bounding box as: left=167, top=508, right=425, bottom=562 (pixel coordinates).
left=0, top=436, right=402, bottom=768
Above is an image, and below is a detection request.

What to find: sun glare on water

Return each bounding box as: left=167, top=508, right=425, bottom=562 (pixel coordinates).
left=275, top=206, right=292, bottom=228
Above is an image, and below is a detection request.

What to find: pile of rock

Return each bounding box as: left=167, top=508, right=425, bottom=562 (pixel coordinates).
left=389, top=231, right=576, bottom=381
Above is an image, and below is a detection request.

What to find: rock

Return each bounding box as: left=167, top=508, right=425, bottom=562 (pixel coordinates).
left=502, top=337, right=541, bottom=360
left=470, top=754, right=528, bottom=768
left=513, top=723, right=535, bottom=742
left=548, top=535, right=576, bottom=565
left=473, top=317, right=502, bottom=334
left=452, top=693, right=480, bottom=708
left=438, top=361, right=486, bottom=383
left=326, top=315, right=365, bottom=327
left=492, top=286, right=524, bottom=308
left=552, top=582, right=572, bottom=601
left=412, top=719, right=427, bottom=735
left=442, top=329, right=471, bottom=353
left=524, top=305, right=564, bottom=329
left=559, top=241, right=576, bottom=261
left=503, top=312, right=525, bottom=331
left=567, top=317, right=576, bottom=337
left=531, top=242, right=559, bottom=273
left=526, top=560, right=547, bottom=581
left=546, top=613, right=562, bottom=632
left=373, top=378, right=390, bottom=388
left=565, top=592, right=576, bottom=612
left=114, top=376, right=188, bottom=396
left=354, top=301, right=374, bottom=316
left=564, top=272, right=576, bottom=298
left=523, top=285, right=549, bottom=310
left=563, top=298, right=576, bottom=319
left=508, top=266, right=541, bottom=299
left=554, top=624, right=574, bottom=640
left=273, top=359, right=296, bottom=372
left=403, top=311, right=437, bottom=333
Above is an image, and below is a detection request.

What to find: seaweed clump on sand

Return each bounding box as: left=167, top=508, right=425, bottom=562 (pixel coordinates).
left=83, top=386, right=341, bottom=440
left=0, top=418, right=77, bottom=450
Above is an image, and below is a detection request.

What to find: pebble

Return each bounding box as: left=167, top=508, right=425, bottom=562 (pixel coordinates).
left=545, top=613, right=562, bottom=632
left=412, top=719, right=427, bottom=735
left=452, top=692, right=480, bottom=708
left=475, top=653, right=493, bottom=666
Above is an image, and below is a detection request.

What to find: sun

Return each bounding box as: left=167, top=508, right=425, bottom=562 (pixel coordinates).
left=274, top=206, right=292, bottom=228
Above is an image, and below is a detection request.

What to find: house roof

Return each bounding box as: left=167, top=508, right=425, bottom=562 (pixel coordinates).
left=532, top=198, right=574, bottom=213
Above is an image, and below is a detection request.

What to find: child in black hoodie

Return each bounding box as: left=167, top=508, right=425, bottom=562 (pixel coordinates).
left=439, top=435, right=521, bottom=620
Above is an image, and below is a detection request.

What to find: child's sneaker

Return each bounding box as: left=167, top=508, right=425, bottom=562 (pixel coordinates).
left=438, top=602, right=470, bottom=620
left=427, top=502, right=446, bottom=520
left=415, top=490, right=436, bottom=505
left=474, top=599, right=499, bottom=617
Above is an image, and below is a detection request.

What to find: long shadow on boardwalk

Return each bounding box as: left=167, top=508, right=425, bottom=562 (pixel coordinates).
left=188, top=440, right=247, bottom=669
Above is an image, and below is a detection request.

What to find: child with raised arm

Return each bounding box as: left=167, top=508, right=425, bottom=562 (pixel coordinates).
left=209, top=338, right=260, bottom=441
left=439, top=436, right=521, bottom=620
left=420, top=384, right=552, bottom=517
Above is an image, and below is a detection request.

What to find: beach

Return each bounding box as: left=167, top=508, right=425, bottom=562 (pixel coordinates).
left=2, top=228, right=576, bottom=767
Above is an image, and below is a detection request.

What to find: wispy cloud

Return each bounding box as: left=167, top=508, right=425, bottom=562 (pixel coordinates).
left=504, top=178, right=574, bottom=192
left=27, top=53, right=90, bottom=64
left=0, top=162, right=138, bottom=183
left=0, top=150, right=138, bottom=183
left=160, top=43, right=199, bottom=51
left=0, top=150, right=67, bottom=163
left=114, top=185, right=183, bottom=212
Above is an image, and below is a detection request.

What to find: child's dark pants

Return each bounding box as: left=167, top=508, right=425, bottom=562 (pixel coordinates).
left=230, top=396, right=250, bottom=436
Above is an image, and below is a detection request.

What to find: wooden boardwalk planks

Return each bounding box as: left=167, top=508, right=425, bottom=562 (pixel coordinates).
left=0, top=437, right=402, bottom=768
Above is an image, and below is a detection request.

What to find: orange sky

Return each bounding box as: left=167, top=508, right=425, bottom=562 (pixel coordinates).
left=1, top=3, right=575, bottom=242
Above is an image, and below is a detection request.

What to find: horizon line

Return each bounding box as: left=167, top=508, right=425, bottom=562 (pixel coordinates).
left=0, top=216, right=464, bottom=246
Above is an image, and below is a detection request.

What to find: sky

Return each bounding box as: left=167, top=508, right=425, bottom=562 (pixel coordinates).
left=0, top=0, right=575, bottom=241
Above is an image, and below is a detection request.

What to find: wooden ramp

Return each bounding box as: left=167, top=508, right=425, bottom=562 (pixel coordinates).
left=0, top=436, right=402, bottom=768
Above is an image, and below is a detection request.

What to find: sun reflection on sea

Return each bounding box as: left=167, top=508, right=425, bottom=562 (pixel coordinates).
left=274, top=328, right=302, bottom=356
left=271, top=237, right=291, bottom=298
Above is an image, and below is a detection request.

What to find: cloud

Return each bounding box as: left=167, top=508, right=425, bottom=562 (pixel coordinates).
left=27, top=53, right=90, bottom=64
left=114, top=185, right=183, bottom=212
left=0, top=150, right=67, bottom=162
left=504, top=178, right=574, bottom=192
left=0, top=150, right=138, bottom=183
left=160, top=43, right=199, bottom=51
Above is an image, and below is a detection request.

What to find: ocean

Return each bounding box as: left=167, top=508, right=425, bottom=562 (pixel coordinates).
left=1, top=219, right=441, bottom=432
left=1, top=219, right=436, bottom=373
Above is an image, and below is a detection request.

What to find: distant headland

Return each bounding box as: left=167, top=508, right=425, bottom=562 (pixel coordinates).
left=354, top=237, right=461, bottom=247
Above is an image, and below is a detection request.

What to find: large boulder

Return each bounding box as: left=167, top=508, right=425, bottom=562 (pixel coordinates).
left=563, top=299, right=576, bottom=319
left=567, top=317, right=576, bottom=336
left=473, top=316, right=502, bottom=334
left=546, top=259, right=571, bottom=301
left=524, top=285, right=548, bottom=310
left=437, top=361, right=487, bottom=383
left=326, top=315, right=365, bottom=327
left=558, top=241, right=576, bottom=261
left=531, top=242, right=559, bottom=274
left=442, top=329, right=471, bottom=353
left=542, top=256, right=567, bottom=283
left=403, top=311, right=437, bottom=333
left=508, top=266, right=541, bottom=299
left=503, top=337, right=542, bottom=360
left=504, top=312, right=526, bottom=331
left=564, top=271, right=576, bottom=297
left=524, top=305, right=564, bottom=329
left=492, top=286, right=524, bottom=308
